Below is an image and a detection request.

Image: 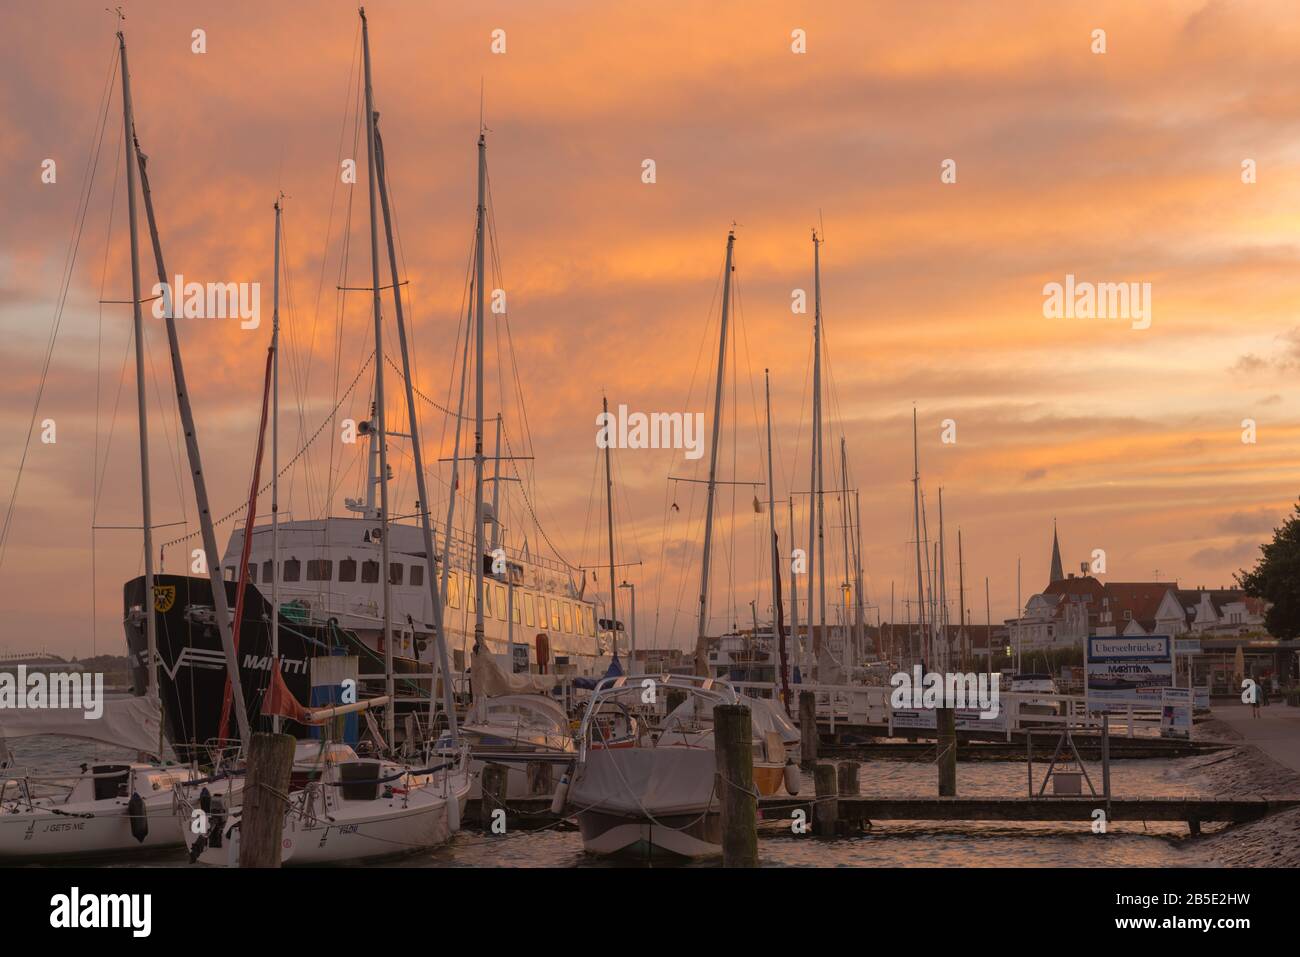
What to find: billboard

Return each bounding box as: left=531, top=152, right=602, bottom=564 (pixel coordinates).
left=1086, top=635, right=1173, bottom=712
left=1160, top=687, right=1193, bottom=738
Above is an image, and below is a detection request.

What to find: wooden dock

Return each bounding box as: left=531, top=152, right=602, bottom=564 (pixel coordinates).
left=816, top=736, right=1226, bottom=760
left=757, top=794, right=1300, bottom=834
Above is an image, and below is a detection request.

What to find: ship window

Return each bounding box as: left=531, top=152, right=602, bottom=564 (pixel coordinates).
left=562, top=603, right=573, bottom=634
left=225, top=566, right=236, bottom=581
left=282, top=559, right=301, bottom=582
left=495, top=585, right=506, bottom=618
left=410, top=564, right=423, bottom=587
left=524, top=594, right=535, bottom=627
left=262, top=559, right=273, bottom=581
left=361, top=560, right=379, bottom=584
left=307, top=559, right=332, bottom=582
left=246, top=564, right=257, bottom=582
left=389, top=563, right=404, bottom=586
left=466, top=574, right=476, bottom=613
left=511, top=591, right=521, bottom=624
left=585, top=606, right=596, bottom=637
left=447, top=573, right=460, bottom=608
left=482, top=581, right=493, bottom=618
left=339, top=558, right=357, bottom=583
left=550, top=599, right=561, bottom=631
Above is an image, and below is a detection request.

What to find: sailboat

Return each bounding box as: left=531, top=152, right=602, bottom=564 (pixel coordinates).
left=557, top=232, right=798, bottom=860
left=0, top=24, right=242, bottom=862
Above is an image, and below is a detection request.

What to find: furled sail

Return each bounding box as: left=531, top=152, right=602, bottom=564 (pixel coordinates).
left=0, top=695, right=165, bottom=758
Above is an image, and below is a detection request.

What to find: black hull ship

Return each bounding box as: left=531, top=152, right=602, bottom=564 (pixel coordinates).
left=123, top=573, right=425, bottom=763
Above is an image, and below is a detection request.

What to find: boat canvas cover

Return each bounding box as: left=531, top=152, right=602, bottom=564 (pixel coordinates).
left=471, top=647, right=561, bottom=697
left=0, top=695, right=163, bottom=756
left=570, top=747, right=718, bottom=817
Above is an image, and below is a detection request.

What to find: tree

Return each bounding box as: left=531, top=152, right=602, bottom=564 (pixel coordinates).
left=1235, top=501, right=1300, bottom=639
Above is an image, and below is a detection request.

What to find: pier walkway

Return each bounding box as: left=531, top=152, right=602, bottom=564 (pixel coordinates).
left=1209, top=701, right=1300, bottom=775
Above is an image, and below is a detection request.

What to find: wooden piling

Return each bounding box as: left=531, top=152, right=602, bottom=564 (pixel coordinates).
left=238, top=732, right=295, bottom=868
left=813, top=762, right=838, bottom=836
left=837, top=761, right=860, bottom=796
left=481, top=763, right=509, bottom=831
left=713, top=704, right=758, bottom=867
left=799, top=691, right=819, bottom=768
left=937, top=707, right=957, bottom=797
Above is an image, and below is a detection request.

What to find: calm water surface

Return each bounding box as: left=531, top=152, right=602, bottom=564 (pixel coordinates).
left=8, top=737, right=1213, bottom=867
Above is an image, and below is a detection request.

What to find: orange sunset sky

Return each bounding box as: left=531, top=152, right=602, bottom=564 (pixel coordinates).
left=3, top=0, right=1300, bottom=660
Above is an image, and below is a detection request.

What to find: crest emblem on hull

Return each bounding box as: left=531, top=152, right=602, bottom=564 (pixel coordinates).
left=153, top=585, right=177, bottom=613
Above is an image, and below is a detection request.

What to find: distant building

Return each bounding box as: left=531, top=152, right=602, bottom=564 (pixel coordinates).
left=1004, top=525, right=1270, bottom=653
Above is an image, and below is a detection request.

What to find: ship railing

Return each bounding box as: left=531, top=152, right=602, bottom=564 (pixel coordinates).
left=727, top=681, right=1166, bottom=739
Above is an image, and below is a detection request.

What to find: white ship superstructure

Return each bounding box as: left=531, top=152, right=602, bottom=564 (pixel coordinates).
left=221, top=516, right=610, bottom=677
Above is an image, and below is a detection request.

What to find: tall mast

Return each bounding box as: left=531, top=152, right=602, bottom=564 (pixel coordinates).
left=270, top=198, right=282, bottom=734
left=472, top=132, right=487, bottom=658
left=129, top=58, right=249, bottom=747
left=911, top=408, right=926, bottom=669
left=938, top=487, right=948, bottom=670
left=432, top=296, right=472, bottom=723
left=839, top=437, right=854, bottom=668
left=788, top=496, right=801, bottom=676
left=693, top=230, right=735, bottom=677
left=601, top=395, right=618, bottom=660
left=117, top=31, right=156, bottom=705
left=372, top=113, right=460, bottom=743
left=360, top=8, right=395, bottom=738
left=921, top=489, right=934, bottom=666
left=854, top=487, right=865, bottom=668
left=957, top=527, right=966, bottom=672
left=764, top=371, right=786, bottom=703
left=807, top=230, right=824, bottom=676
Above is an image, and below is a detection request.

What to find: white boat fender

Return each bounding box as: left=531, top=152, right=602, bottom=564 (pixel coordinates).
left=783, top=759, right=800, bottom=796
left=447, top=785, right=461, bottom=832
left=549, top=770, right=571, bottom=815
left=128, top=792, right=149, bottom=843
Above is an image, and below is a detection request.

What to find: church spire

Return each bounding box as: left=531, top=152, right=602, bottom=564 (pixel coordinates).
left=1049, top=519, right=1064, bottom=583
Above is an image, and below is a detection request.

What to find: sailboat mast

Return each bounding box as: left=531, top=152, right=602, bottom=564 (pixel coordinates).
left=693, top=230, right=735, bottom=677
left=839, top=437, right=852, bottom=667
left=472, top=133, right=487, bottom=656
left=372, top=115, right=460, bottom=743
left=957, top=527, right=966, bottom=672
left=489, top=413, right=503, bottom=551
left=911, top=408, right=925, bottom=669
left=270, top=198, right=281, bottom=734
left=938, top=487, right=948, bottom=670
left=117, top=32, right=157, bottom=704
left=360, top=9, right=395, bottom=738
left=128, top=48, right=250, bottom=747
left=854, top=487, right=865, bottom=668
left=807, top=230, right=824, bottom=674
left=788, top=496, right=801, bottom=675
left=602, top=395, right=618, bottom=660
left=763, top=371, right=786, bottom=701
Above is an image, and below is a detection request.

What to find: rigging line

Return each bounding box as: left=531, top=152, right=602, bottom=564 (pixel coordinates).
left=0, top=42, right=118, bottom=576
left=160, top=350, right=374, bottom=551
left=382, top=353, right=475, bottom=420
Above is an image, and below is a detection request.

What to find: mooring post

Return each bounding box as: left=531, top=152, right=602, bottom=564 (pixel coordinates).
left=238, top=731, right=295, bottom=868
left=837, top=760, right=860, bottom=797
left=937, top=706, right=957, bottom=796
left=481, top=763, right=509, bottom=831
left=1101, top=713, right=1111, bottom=802
left=714, top=704, right=758, bottom=867
left=799, top=691, right=819, bottom=768
left=1026, top=730, right=1033, bottom=797
left=813, top=762, right=839, bottom=836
